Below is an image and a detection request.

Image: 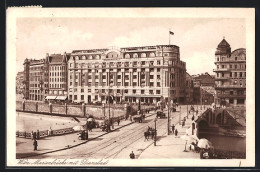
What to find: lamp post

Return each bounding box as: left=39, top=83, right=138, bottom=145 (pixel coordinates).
left=154, top=117, right=157, bottom=146
left=179, top=106, right=181, bottom=125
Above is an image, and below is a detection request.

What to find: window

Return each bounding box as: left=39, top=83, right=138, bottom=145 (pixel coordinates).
left=157, top=68, right=160, bottom=72
left=157, top=61, right=161, bottom=65
left=133, top=62, right=137, bottom=66
left=230, top=73, right=232, bottom=77
left=95, top=75, right=98, bottom=79
left=125, top=68, right=129, bottom=72
left=102, top=69, right=106, bottom=72
left=141, top=68, right=145, bottom=72
left=156, top=90, right=160, bottom=94
left=117, top=89, right=120, bottom=93
left=118, top=69, right=121, bottom=72
left=157, top=75, right=161, bottom=80
left=240, top=72, right=242, bottom=77
left=229, top=65, right=232, bottom=69
left=117, top=75, right=121, bottom=79
left=217, top=65, right=219, bottom=69
left=124, top=90, right=128, bottom=93
left=150, top=68, right=154, bottom=72
left=150, top=82, right=154, bottom=86
left=141, top=75, right=145, bottom=79
left=125, top=82, right=129, bottom=86
left=81, top=95, right=84, bottom=100
left=235, top=65, right=237, bottom=69
left=157, top=82, right=161, bottom=87
left=141, top=61, right=145, bottom=65
left=74, top=88, right=77, bottom=92
left=133, top=82, right=137, bottom=86
left=221, top=65, right=224, bottom=68
left=141, top=90, right=144, bottom=94
left=102, top=75, right=106, bottom=79
left=88, top=89, right=91, bottom=93
left=149, top=90, right=153, bottom=94
left=133, top=53, right=138, bottom=58
left=133, top=90, right=136, bottom=94
left=230, top=91, right=233, bottom=95
left=234, top=72, right=237, bottom=77
left=222, top=73, right=224, bottom=77
left=133, top=68, right=137, bottom=72
left=141, top=53, right=146, bottom=58
left=74, top=95, right=77, bottom=100
left=235, top=57, right=237, bottom=61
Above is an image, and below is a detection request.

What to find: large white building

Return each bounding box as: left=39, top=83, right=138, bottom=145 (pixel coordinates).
left=67, top=45, right=186, bottom=104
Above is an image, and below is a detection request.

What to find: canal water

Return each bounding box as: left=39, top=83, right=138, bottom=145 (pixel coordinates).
left=199, top=133, right=246, bottom=153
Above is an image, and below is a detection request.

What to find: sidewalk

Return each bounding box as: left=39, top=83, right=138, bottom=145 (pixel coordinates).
left=16, top=118, right=134, bottom=159
left=138, top=106, right=209, bottom=159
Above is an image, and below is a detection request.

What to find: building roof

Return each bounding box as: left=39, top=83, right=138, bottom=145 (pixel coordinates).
left=218, top=38, right=230, bottom=47
left=48, top=53, right=69, bottom=64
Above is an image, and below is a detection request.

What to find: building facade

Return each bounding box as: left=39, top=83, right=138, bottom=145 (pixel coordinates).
left=16, top=71, right=24, bottom=94
left=67, top=45, right=186, bottom=104
left=214, top=38, right=246, bottom=106
left=185, top=72, right=194, bottom=103
left=45, top=53, right=69, bottom=100
left=24, top=59, right=46, bottom=101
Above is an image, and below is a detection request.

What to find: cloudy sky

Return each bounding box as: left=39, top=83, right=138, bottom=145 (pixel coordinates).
left=16, top=18, right=245, bottom=75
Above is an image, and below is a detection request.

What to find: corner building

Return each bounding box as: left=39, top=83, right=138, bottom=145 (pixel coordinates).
left=68, top=45, right=186, bottom=104
left=214, top=39, right=246, bottom=106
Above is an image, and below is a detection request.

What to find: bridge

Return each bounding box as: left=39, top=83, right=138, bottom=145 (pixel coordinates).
left=195, top=107, right=246, bottom=137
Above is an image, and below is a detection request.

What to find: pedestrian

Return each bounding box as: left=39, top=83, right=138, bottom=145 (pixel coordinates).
left=129, top=151, right=135, bottom=159
left=33, top=139, right=38, bottom=151
left=31, top=131, right=34, bottom=140
left=175, top=129, right=178, bottom=136
left=36, top=130, right=40, bottom=139
left=130, top=115, right=132, bottom=122
left=171, top=124, right=175, bottom=134
left=33, top=132, right=36, bottom=140
left=192, top=115, right=195, bottom=121
left=117, top=118, right=120, bottom=126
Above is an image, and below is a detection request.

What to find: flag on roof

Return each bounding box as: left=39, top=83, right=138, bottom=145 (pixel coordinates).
left=169, top=31, right=174, bottom=35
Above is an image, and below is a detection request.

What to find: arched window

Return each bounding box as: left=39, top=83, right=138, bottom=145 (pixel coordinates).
left=235, top=57, right=237, bottom=61
left=125, top=54, right=130, bottom=58
left=149, top=53, right=155, bottom=57
left=133, top=53, right=138, bottom=58
left=141, top=53, right=146, bottom=58
left=95, top=55, right=100, bottom=59
left=75, top=56, right=79, bottom=60
left=82, top=56, right=86, bottom=60
left=89, top=55, right=93, bottom=60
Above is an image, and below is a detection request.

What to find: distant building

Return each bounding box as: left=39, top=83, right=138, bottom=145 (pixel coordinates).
left=16, top=71, right=24, bottom=94
left=23, top=58, right=46, bottom=101
left=23, top=52, right=70, bottom=101
left=192, top=72, right=215, bottom=87
left=45, top=53, right=70, bottom=101
left=213, top=38, right=246, bottom=106
left=192, top=73, right=215, bottom=105
left=67, top=45, right=186, bottom=104
left=185, top=72, right=194, bottom=103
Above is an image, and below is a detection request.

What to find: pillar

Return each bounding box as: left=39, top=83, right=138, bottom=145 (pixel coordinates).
left=22, top=101, right=25, bottom=111
left=49, top=103, right=52, bottom=114
left=36, top=102, right=38, bottom=112
left=82, top=103, right=86, bottom=116
left=124, top=104, right=128, bottom=119
left=234, top=98, right=237, bottom=106
left=65, top=103, right=67, bottom=115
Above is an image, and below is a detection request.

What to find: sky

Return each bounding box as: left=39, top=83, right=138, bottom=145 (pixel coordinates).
left=16, top=18, right=246, bottom=75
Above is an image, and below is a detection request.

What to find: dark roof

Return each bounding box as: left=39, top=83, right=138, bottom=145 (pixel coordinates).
left=49, top=54, right=64, bottom=64
left=218, top=38, right=230, bottom=47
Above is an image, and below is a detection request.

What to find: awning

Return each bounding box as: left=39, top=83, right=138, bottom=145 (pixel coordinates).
left=45, top=96, right=57, bottom=100
left=56, top=96, right=67, bottom=100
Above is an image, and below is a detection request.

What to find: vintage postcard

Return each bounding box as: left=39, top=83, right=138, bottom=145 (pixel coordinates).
left=6, top=8, right=255, bottom=167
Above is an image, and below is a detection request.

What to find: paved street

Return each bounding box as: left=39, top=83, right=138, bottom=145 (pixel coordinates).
left=17, top=105, right=209, bottom=159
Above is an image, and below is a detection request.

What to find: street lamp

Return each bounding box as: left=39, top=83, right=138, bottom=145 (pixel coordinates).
left=154, top=117, right=158, bottom=146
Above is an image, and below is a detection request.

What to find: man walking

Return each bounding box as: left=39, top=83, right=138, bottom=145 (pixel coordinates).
left=175, top=129, right=178, bottom=136
left=117, top=118, right=120, bottom=126
left=33, top=139, right=38, bottom=151
left=171, top=124, right=175, bottom=134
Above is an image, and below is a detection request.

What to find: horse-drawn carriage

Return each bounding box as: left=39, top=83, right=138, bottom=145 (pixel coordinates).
left=133, top=113, right=145, bottom=123
left=144, top=127, right=157, bottom=141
